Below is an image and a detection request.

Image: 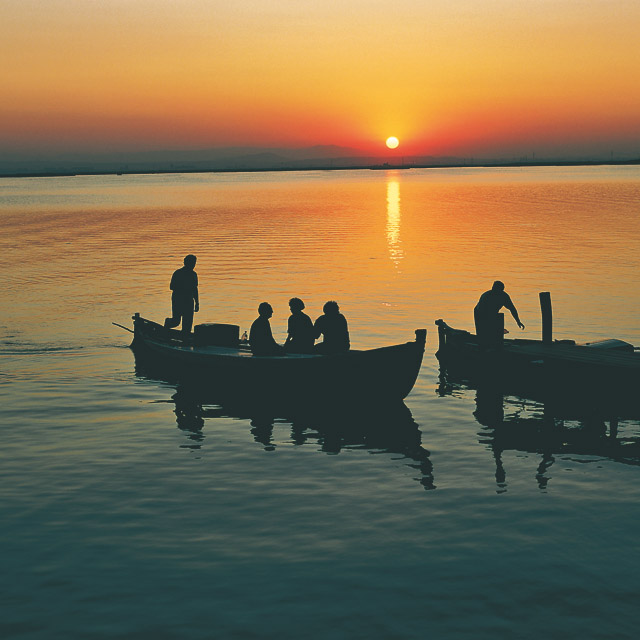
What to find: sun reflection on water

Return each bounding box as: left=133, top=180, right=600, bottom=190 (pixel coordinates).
left=386, top=179, right=403, bottom=267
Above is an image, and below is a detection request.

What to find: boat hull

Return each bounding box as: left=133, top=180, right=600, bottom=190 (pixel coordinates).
left=435, top=319, right=640, bottom=412
left=131, top=316, right=426, bottom=402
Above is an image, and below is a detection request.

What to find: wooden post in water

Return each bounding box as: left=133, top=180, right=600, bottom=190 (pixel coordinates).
left=539, top=291, right=552, bottom=344
left=435, top=320, right=447, bottom=351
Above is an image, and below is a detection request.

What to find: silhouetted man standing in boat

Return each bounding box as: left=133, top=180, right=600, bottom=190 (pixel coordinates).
left=284, top=297, right=315, bottom=354
left=164, top=254, right=199, bottom=336
left=314, top=301, right=350, bottom=354
left=250, top=302, right=284, bottom=356
left=474, top=280, right=524, bottom=347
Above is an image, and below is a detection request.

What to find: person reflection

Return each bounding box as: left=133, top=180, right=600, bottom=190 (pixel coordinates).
left=474, top=280, right=524, bottom=347
left=536, top=453, right=555, bottom=491
left=172, top=388, right=205, bottom=449
left=284, top=297, right=315, bottom=354
left=250, top=415, right=276, bottom=451
left=314, top=301, right=350, bottom=354
left=474, top=389, right=561, bottom=491
left=249, top=302, right=284, bottom=356
left=474, top=386, right=507, bottom=492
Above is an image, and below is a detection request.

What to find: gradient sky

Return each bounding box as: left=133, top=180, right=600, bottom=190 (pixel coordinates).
left=2, top=0, right=640, bottom=158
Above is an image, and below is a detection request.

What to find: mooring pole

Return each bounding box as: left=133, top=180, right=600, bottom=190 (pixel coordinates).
left=435, top=320, right=446, bottom=351
left=539, top=291, right=552, bottom=344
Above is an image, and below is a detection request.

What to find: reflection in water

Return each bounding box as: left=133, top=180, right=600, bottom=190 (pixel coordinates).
left=386, top=179, right=403, bottom=266
left=173, top=389, right=206, bottom=449
left=438, top=365, right=640, bottom=493
left=136, top=357, right=435, bottom=490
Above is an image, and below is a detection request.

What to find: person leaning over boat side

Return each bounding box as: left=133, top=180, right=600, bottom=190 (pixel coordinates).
left=474, top=280, right=524, bottom=347
left=164, top=254, right=199, bottom=336
left=284, top=297, right=315, bottom=354
left=249, top=302, right=284, bottom=356
left=313, top=300, right=350, bottom=354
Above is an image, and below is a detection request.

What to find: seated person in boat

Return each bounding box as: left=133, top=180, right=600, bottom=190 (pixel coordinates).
left=164, top=254, right=199, bottom=336
left=284, top=297, right=315, bottom=354
left=314, top=300, right=350, bottom=354
left=474, top=280, right=524, bottom=347
left=250, top=302, right=284, bottom=356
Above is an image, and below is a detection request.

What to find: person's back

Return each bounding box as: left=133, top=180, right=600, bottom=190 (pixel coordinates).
left=285, top=297, right=315, bottom=354
left=170, top=265, right=198, bottom=303
left=474, top=280, right=524, bottom=346
left=475, top=288, right=510, bottom=316
left=249, top=302, right=283, bottom=356
left=314, top=301, right=350, bottom=355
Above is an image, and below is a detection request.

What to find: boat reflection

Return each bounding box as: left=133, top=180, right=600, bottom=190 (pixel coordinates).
left=438, top=364, right=640, bottom=492
left=135, top=355, right=436, bottom=490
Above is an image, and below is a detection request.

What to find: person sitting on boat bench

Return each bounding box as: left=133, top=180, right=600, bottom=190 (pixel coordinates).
left=284, top=297, right=315, bottom=354
left=474, top=280, right=524, bottom=347
left=250, top=302, right=284, bottom=356
left=164, top=254, right=199, bottom=336
left=314, top=300, right=350, bottom=354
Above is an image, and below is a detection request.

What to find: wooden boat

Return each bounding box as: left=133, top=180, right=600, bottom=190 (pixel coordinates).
left=124, top=314, right=426, bottom=401
left=435, top=318, right=640, bottom=392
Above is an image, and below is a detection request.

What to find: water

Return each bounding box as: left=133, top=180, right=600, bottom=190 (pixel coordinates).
left=1, top=167, right=640, bottom=639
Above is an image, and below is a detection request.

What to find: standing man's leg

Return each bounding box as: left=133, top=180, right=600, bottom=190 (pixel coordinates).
left=181, top=306, right=194, bottom=335
left=165, top=295, right=182, bottom=329
left=474, top=307, right=487, bottom=347
left=475, top=311, right=494, bottom=349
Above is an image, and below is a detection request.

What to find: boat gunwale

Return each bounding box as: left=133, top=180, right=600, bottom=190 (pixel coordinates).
left=435, top=318, right=640, bottom=372
left=133, top=315, right=425, bottom=362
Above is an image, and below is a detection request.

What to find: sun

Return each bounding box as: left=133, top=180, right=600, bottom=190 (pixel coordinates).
left=386, top=136, right=399, bottom=149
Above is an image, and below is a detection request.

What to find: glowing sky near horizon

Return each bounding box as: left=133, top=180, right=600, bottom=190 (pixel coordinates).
left=2, top=0, right=640, bottom=158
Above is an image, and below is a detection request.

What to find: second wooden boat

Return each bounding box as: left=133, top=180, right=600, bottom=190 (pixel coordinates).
left=435, top=318, right=640, bottom=390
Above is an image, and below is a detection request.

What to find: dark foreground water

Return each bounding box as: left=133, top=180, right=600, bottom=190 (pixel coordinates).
left=1, top=167, right=640, bottom=639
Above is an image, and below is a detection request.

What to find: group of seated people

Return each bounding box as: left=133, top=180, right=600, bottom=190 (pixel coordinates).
left=249, top=298, right=350, bottom=356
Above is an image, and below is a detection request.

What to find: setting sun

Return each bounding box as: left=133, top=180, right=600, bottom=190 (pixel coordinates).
left=386, top=137, right=399, bottom=149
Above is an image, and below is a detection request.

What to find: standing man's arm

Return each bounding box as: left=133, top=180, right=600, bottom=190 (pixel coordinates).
left=504, top=295, right=524, bottom=330
left=194, top=273, right=199, bottom=312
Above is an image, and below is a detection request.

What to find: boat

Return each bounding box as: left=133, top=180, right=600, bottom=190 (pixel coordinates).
left=120, top=314, right=426, bottom=402
left=435, top=317, right=640, bottom=403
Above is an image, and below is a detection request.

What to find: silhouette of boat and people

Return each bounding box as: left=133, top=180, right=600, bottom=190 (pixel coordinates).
left=110, top=256, right=639, bottom=412
left=163, top=254, right=351, bottom=356
left=116, top=258, right=640, bottom=493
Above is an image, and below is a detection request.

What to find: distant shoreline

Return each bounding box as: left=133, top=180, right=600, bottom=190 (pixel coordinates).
left=1, top=158, right=639, bottom=180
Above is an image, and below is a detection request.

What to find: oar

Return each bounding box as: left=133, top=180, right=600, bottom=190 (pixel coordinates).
left=112, top=322, right=134, bottom=334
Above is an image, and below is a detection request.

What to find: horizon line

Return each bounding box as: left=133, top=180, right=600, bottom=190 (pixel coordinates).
left=1, top=157, right=640, bottom=180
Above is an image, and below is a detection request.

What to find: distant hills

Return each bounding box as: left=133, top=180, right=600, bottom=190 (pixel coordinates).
left=0, top=145, right=381, bottom=177
left=1, top=145, right=638, bottom=178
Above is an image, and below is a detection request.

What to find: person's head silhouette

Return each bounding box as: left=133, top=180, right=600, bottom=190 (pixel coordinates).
left=258, top=302, right=273, bottom=318
left=323, top=300, right=340, bottom=315
left=184, top=254, right=197, bottom=269
left=289, top=297, right=305, bottom=312
left=492, top=280, right=505, bottom=292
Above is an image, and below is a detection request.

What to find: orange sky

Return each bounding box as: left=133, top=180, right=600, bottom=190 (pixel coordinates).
left=2, top=0, right=640, bottom=159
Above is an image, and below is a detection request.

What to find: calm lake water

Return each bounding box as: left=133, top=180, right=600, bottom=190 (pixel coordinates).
left=1, top=166, right=640, bottom=639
